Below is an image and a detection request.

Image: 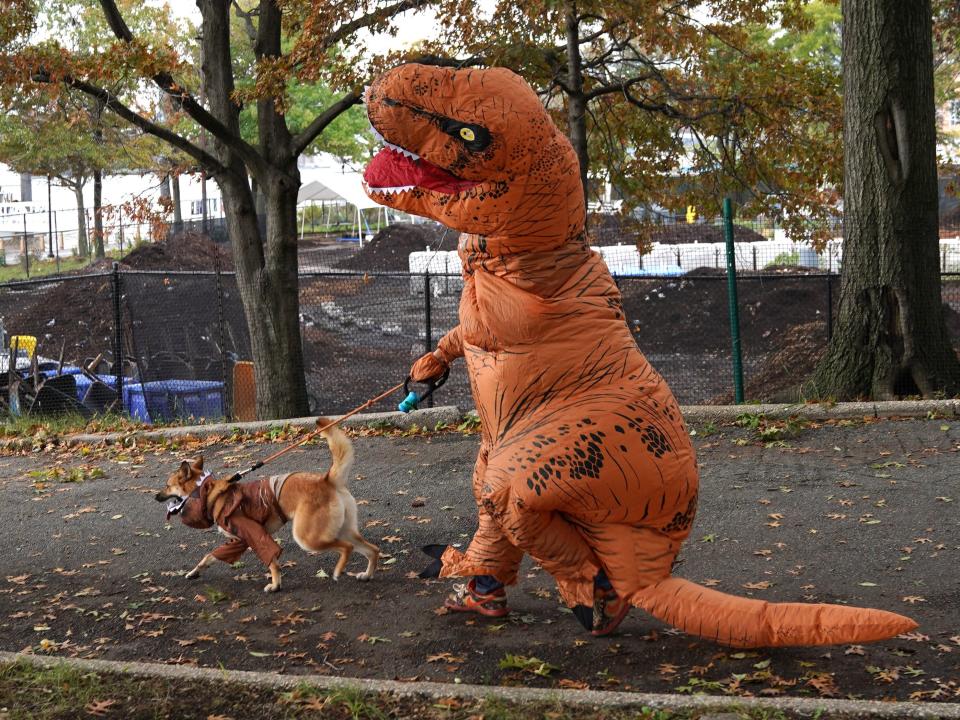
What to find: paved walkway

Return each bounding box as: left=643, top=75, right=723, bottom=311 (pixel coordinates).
left=0, top=416, right=957, bottom=704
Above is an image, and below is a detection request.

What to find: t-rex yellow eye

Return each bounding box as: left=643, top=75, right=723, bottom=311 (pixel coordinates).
left=459, top=127, right=475, bottom=142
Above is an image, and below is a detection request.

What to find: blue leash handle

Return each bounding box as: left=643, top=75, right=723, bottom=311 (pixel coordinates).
left=398, top=368, right=449, bottom=413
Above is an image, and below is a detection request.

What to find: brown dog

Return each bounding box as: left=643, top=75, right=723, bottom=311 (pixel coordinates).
left=155, top=418, right=379, bottom=592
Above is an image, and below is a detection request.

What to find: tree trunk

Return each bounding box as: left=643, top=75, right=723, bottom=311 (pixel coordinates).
left=171, top=174, right=182, bottom=229
left=220, top=171, right=309, bottom=419
left=93, top=168, right=105, bottom=259
left=564, top=1, right=589, bottom=211
left=71, top=182, right=89, bottom=257
left=808, top=0, right=960, bottom=399
left=190, top=0, right=310, bottom=420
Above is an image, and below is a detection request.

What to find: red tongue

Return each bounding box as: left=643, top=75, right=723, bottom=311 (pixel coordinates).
left=364, top=148, right=477, bottom=193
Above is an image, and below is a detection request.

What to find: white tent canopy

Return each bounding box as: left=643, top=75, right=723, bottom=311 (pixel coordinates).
left=296, top=168, right=386, bottom=244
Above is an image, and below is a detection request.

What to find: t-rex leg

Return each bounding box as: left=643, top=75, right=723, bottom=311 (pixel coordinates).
left=441, top=443, right=524, bottom=584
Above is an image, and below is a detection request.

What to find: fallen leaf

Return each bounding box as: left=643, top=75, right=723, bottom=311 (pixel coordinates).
left=427, top=651, right=464, bottom=663
left=742, top=581, right=771, bottom=590
left=844, top=645, right=865, bottom=656
left=85, top=699, right=117, bottom=717
left=357, top=634, right=390, bottom=644
left=901, top=596, right=926, bottom=604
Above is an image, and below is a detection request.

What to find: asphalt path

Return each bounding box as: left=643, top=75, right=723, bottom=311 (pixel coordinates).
left=0, top=417, right=957, bottom=703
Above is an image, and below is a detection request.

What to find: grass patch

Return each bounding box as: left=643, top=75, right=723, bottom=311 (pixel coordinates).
left=0, top=659, right=850, bottom=719
left=0, top=252, right=123, bottom=284
left=0, top=412, right=143, bottom=441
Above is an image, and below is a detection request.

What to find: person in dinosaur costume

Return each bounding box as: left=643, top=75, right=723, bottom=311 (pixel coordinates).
left=362, top=63, right=917, bottom=646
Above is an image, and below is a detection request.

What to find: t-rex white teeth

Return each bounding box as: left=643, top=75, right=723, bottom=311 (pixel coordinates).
left=361, top=181, right=416, bottom=195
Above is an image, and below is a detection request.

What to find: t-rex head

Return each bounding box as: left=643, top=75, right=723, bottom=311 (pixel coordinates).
left=363, top=64, right=585, bottom=253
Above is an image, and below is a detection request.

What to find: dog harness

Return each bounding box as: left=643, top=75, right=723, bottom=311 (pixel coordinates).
left=177, top=474, right=288, bottom=566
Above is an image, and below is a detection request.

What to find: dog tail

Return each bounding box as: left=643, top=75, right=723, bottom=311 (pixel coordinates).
left=317, top=417, right=354, bottom=488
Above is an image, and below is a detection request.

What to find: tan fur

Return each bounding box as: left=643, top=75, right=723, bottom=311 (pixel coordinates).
left=155, top=418, right=379, bottom=592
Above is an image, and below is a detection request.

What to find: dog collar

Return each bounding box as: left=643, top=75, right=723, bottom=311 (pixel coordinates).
left=165, top=471, right=211, bottom=519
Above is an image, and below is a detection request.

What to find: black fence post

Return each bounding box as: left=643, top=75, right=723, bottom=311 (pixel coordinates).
left=722, top=198, right=745, bottom=404
left=214, top=253, right=229, bottom=419
left=424, top=270, right=433, bottom=408
left=111, top=262, right=124, bottom=414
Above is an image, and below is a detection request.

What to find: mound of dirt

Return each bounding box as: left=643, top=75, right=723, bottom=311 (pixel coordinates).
left=622, top=273, right=836, bottom=356
left=120, top=231, right=233, bottom=271
left=709, top=321, right=828, bottom=404
left=335, top=223, right=453, bottom=272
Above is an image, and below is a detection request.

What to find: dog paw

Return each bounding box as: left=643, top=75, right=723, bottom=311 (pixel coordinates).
left=185, top=569, right=199, bottom=580
left=356, top=571, right=372, bottom=581
left=263, top=583, right=280, bottom=593
left=332, top=572, right=341, bottom=582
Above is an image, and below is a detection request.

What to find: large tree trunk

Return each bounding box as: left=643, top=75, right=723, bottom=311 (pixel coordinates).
left=220, top=171, right=309, bottom=419
left=71, top=182, right=89, bottom=257
left=171, top=174, right=182, bottom=230
left=93, top=168, right=105, bottom=259
left=564, top=1, right=589, bottom=211
left=191, top=0, right=307, bottom=420
left=808, top=0, right=960, bottom=399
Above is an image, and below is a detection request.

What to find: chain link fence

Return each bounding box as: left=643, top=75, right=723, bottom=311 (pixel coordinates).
left=0, top=215, right=957, bottom=422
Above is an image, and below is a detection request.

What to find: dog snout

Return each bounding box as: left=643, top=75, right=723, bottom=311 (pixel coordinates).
left=155, top=492, right=174, bottom=502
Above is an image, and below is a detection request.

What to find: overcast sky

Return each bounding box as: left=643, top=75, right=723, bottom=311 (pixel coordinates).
left=155, top=0, right=437, bottom=54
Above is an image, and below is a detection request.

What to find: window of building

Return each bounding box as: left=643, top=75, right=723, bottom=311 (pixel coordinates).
left=951, top=100, right=960, bottom=126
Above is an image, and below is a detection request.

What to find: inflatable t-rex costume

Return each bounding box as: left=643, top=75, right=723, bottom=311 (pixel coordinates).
left=362, top=63, right=917, bottom=647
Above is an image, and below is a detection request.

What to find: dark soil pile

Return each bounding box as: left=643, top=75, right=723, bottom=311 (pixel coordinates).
left=622, top=271, right=836, bottom=356
left=120, top=231, right=233, bottom=271
left=0, top=276, right=115, bottom=364
left=335, top=223, right=453, bottom=272
left=709, top=321, right=828, bottom=403
left=1, top=270, right=249, bottom=377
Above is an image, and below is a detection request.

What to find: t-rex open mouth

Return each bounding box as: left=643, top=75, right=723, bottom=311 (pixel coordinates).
left=363, top=126, right=479, bottom=195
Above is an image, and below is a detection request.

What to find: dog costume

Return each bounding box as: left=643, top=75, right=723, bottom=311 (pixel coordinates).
left=178, top=474, right=290, bottom=567
left=363, top=63, right=917, bottom=646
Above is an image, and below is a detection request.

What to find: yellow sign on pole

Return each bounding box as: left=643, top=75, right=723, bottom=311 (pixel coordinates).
left=686, top=205, right=696, bottom=224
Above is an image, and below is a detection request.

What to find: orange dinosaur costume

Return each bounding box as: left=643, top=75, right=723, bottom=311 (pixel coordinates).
left=362, top=63, right=917, bottom=647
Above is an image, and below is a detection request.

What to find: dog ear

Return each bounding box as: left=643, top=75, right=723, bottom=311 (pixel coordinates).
left=179, top=460, right=192, bottom=480
left=192, top=455, right=204, bottom=471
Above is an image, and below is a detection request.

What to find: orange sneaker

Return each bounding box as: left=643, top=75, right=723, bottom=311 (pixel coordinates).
left=591, top=588, right=629, bottom=636
left=444, top=579, right=509, bottom=618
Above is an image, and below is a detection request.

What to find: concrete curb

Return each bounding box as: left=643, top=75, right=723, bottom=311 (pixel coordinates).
left=681, top=399, right=960, bottom=423
left=1, top=400, right=957, bottom=451
left=1, top=651, right=956, bottom=719
left=0, top=406, right=465, bottom=451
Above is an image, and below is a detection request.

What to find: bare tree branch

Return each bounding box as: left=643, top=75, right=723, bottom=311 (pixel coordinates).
left=65, top=77, right=229, bottom=176
left=97, top=0, right=264, bottom=174
left=291, top=90, right=361, bottom=158
left=231, top=0, right=258, bottom=43
left=318, top=0, right=433, bottom=52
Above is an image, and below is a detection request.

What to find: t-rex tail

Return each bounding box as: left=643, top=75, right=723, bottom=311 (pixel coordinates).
left=632, top=578, right=917, bottom=648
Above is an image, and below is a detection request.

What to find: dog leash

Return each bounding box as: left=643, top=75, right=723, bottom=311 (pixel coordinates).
left=226, top=381, right=406, bottom=484
left=224, top=371, right=447, bottom=484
